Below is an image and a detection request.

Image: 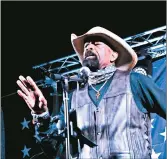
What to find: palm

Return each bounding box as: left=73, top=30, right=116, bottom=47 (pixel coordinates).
left=17, top=75, right=48, bottom=113
left=25, top=91, right=37, bottom=108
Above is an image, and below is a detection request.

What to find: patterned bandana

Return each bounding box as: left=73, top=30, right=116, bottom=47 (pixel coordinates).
left=88, top=64, right=117, bottom=85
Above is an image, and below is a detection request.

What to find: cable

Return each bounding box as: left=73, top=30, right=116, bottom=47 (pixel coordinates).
left=1, top=83, right=45, bottom=99
left=1, top=92, right=17, bottom=99
left=30, top=152, right=45, bottom=159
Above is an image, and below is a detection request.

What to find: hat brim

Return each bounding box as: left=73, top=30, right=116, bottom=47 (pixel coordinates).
left=71, top=29, right=138, bottom=71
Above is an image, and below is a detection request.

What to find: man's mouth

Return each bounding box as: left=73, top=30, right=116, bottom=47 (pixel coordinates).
left=86, top=55, right=96, bottom=59
left=85, top=51, right=97, bottom=60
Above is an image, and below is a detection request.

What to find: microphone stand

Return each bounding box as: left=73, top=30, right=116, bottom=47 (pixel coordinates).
left=61, top=77, right=72, bottom=159
left=40, top=67, right=90, bottom=158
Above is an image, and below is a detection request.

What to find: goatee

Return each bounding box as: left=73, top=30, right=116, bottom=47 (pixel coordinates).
left=82, top=51, right=99, bottom=72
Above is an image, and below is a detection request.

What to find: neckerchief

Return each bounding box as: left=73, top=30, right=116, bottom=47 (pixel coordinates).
left=88, top=64, right=116, bottom=85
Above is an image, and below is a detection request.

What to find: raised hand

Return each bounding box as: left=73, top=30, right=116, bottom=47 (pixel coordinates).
left=16, top=75, right=48, bottom=114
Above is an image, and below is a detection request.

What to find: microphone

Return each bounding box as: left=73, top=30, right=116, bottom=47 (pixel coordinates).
left=79, top=66, right=91, bottom=78
left=42, top=66, right=90, bottom=83
left=70, top=66, right=90, bottom=82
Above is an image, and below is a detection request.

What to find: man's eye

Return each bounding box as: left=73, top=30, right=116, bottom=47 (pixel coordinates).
left=95, top=42, right=101, bottom=45
left=84, top=43, right=89, bottom=48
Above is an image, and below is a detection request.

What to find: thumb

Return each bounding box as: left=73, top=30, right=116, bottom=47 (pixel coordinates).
left=39, top=96, right=48, bottom=111
left=39, top=96, right=47, bottom=106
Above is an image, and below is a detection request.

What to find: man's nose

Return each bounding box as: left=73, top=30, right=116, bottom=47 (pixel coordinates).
left=85, top=42, right=95, bottom=51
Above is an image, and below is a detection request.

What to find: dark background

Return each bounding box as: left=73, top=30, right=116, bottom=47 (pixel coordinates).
left=1, top=1, right=166, bottom=159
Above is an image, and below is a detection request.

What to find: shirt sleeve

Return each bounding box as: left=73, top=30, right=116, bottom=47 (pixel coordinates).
left=130, top=72, right=166, bottom=119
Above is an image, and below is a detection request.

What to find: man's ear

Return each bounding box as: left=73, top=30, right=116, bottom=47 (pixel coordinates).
left=110, top=51, right=118, bottom=62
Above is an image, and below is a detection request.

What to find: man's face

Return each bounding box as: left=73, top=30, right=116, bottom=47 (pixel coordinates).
left=82, top=37, right=118, bottom=71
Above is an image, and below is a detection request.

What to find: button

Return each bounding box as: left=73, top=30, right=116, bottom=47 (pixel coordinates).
left=97, top=132, right=101, bottom=135
left=96, top=108, right=99, bottom=112
left=99, top=156, right=103, bottom=159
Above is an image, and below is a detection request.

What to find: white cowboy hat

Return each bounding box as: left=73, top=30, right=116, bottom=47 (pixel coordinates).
left=71, top=26, right=138, bottom=71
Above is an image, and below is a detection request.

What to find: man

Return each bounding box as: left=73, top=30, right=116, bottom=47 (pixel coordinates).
left=17, top=26, right=166, bottom=159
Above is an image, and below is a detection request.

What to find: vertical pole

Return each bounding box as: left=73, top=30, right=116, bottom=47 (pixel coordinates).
left=62, top=78, right=71, bottom=159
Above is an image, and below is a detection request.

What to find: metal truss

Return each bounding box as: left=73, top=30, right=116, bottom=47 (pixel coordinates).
left=33, top=26, right=166, bottom=87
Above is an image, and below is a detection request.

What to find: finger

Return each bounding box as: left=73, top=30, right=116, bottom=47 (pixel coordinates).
left=17, top=90, right=34, bottom=111
left=26, top=76, right=42, bottom=94
left=19, top=75, right=30, bottom=88
left=17, top=90, right=27, bottom=99
left=39, top=101, right=43, bottom=109
left=19, top=75, right=35, bottom=92
left=16, top=80, right=30, bottom=96
left=19, top=75, right=27, bottom=86
left=39, top=96, right=47, bottom=106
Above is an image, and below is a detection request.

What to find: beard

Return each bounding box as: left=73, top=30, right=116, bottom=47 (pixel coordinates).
left=82, top=50, right=100, bottom=72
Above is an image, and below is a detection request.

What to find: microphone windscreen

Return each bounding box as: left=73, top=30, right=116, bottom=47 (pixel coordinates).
left=80, top=66, right=91, bottom=77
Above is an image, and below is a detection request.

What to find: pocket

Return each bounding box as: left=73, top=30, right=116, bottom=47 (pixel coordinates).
left=109, top=152, right=131, bottom=159
left=76, top=104, right=90, bottom=129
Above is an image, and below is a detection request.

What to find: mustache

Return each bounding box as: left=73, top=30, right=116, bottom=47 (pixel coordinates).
left=84, top=50, right=97, bottom=59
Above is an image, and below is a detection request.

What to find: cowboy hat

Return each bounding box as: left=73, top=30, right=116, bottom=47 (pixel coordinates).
left=71, top=26, right=138, bottom=71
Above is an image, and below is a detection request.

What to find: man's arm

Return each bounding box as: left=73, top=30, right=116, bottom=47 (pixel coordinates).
left=16, top=75, right=67, bottom=158
left=33, top=91, right=74, bottom=158
left=130, top=72, right=166, bottom=119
